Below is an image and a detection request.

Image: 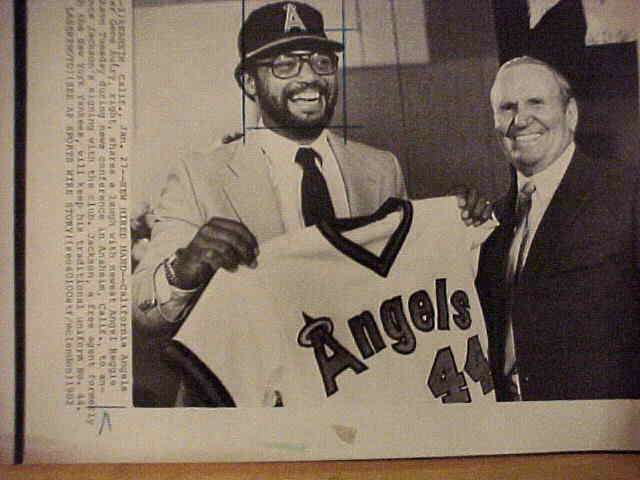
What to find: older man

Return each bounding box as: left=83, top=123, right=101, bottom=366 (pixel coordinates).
left=477, top=56, right=640, bottom=401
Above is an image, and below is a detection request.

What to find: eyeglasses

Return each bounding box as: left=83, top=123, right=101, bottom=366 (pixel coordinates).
left=254, top=52, right=339, bottom=79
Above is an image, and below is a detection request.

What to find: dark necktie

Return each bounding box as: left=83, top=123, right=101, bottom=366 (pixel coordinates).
left=502, top=181, right=536, bottom=401
left=507, top=181, right=536, bottom=285
left=295, top=147, right=335, bottom=226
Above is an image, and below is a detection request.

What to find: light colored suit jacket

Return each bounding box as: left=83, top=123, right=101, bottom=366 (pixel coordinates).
left=132, top=132, right=407, bottom=336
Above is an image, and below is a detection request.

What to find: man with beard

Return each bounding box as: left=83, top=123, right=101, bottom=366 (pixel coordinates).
left=132, top=1, right=489, bottom=342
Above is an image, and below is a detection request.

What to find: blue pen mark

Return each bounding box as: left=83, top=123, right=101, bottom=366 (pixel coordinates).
left=98, top=410, right=112, bottom=435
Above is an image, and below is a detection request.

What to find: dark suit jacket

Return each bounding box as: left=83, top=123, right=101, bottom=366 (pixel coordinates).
left=477, top=148, right=640, bottom=400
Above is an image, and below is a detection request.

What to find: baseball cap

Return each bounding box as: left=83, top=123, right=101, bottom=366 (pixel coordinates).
left=236, top=2, right=344, bottom=72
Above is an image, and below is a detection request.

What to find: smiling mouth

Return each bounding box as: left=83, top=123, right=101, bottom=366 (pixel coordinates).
left=289, top=91, right=322, bottom=103
left=511, top=132, right=543, bottom=144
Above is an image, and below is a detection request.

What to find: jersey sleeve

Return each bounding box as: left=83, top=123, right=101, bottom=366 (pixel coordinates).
left=465, top=207, right=499, bottom=276
left=467, top=215, right=499, bottom=251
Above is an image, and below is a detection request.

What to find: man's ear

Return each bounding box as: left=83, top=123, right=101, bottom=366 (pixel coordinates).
left=242, top=72, right=257, bottom=99
left=566, top=97, right=578, bottom=133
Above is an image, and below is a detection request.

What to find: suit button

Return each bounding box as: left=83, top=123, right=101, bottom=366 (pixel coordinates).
left=523, top=376, right=530, bottom=383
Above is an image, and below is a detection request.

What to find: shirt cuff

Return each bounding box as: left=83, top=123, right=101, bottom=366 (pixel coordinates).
left=152, top=259, right=200, bottom=323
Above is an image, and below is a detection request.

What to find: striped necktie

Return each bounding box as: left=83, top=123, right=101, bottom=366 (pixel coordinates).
left=502, top=181, right=536, bottom=400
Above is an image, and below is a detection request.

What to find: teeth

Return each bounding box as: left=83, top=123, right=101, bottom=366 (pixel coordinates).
left=516, top=133, right=542, bottom=142
left=291, top=92, right=320, bottom=101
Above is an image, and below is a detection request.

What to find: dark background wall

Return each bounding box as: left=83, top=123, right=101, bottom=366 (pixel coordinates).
left=337, top=0, right=639, bottom=201
left=573, top=42, right=639, bottom=164
left=335, top=0, right=507, bottom=201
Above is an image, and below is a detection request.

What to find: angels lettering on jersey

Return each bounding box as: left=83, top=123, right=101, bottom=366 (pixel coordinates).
left=297, top=279, right=493, bottom=402
left=176, top=197, right=498, bottom=408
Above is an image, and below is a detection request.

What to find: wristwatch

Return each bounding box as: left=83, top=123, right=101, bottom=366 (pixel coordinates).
left=164, top=248, right=204, bottom=291
left=163, top=254, right=181, bottom=288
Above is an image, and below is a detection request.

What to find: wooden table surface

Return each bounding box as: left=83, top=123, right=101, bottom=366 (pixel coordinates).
left=3, top=453, right=640, bottom=479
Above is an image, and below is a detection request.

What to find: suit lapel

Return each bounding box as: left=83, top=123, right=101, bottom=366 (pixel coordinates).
left=522, top=149, right=596, bottom=279
left=327, top=132, right=381, bottom=217
left=495, top=167, right=519, bottom=227
left=222, top=143, right=285, bottom=242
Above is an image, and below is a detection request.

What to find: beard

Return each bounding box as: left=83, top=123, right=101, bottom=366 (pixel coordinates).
left=255, top=79, right=338, bottom=137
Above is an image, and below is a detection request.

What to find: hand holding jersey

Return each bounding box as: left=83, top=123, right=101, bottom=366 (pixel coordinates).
left=450, top=186, right=494, bottom=227
left=176, top=197, right=498, bottom=408
left=169, top=218, right=259, bottom=290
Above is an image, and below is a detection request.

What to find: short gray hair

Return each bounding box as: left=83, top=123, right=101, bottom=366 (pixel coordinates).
left=494, top=56, right=574, bottom=105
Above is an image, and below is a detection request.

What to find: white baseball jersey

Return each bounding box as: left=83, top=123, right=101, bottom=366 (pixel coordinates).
left=176, top=197, right=497, bottom=408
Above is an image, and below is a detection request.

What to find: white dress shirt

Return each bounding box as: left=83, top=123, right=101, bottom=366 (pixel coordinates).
left=252, top=126, right=350, bottom=231
left=515, top=142, right=575, bottom=268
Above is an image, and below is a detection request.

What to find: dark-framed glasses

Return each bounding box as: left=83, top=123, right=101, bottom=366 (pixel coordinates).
left=255, top=52, right=339, bottom=79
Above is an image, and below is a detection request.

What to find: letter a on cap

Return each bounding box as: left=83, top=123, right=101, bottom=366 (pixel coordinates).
left=283, top=3, right=308, bottom=32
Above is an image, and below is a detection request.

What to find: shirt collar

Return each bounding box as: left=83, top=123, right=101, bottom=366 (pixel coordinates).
left=251, top=121, right=331, bottom=179
left=517, top=142, right=575, bottom=204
